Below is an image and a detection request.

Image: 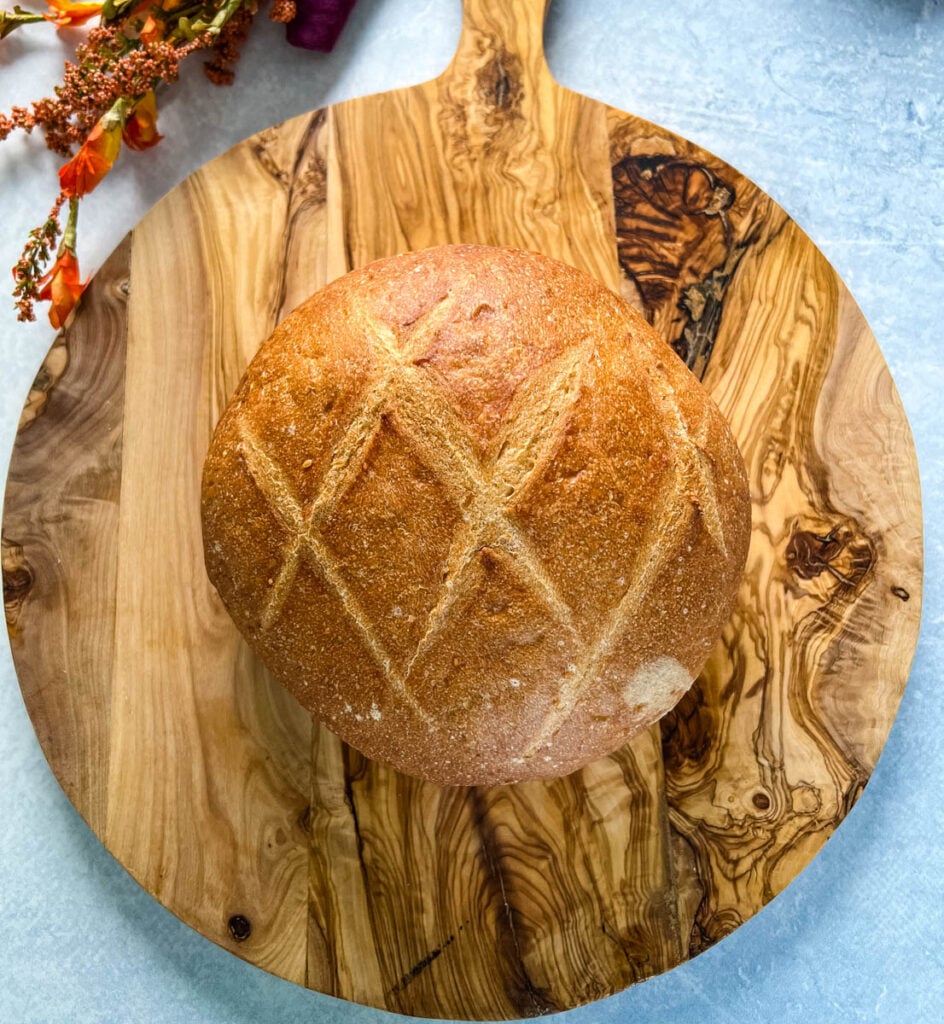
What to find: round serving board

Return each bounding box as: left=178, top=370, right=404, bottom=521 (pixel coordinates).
left=1, top=0, right=922, bottom=1018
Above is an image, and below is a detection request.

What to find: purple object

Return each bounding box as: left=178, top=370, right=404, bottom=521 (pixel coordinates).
left=286, top=0, right=358, bottom=52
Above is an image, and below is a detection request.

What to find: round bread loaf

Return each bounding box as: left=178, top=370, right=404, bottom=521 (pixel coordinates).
left=201, top=244, right=750, bottom=786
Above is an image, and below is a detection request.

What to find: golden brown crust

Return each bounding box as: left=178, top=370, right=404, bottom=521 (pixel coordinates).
left=201, top=244, right=751, bottom=786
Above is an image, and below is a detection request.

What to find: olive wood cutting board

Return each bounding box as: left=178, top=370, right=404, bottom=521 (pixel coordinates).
left=1, top=0, right=922, bottom=1018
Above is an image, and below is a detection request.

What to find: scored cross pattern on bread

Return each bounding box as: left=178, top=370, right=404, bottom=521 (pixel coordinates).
left=202, top=245, right=751, bottom=784
left=234, top=293, right=587, bottom=727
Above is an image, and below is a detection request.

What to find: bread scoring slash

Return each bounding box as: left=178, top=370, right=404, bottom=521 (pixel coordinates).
left=201, top=244, right=750, bottom=786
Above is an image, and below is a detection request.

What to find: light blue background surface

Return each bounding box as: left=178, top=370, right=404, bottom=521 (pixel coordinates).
left=1, top=2, right=942, bottom=1021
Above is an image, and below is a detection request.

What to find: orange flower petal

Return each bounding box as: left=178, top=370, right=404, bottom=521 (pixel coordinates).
left=139, top=13, right=162, bottom=44
left=42, top=0, right=104, bottom=27
left=123, top=91, right=163, bottom=151
left=38, top=250, right=85, bottom=329
left=58, top=120, right=122, bottom=197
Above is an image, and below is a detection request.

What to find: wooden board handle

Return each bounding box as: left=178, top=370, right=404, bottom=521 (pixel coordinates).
left=442, top=0, right=553, bottom=88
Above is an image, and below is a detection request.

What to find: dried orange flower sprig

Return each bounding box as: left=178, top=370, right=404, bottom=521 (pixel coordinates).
left=3, top=0, right=298, bottom=325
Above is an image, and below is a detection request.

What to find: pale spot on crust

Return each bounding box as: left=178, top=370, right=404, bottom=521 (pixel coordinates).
left=622, top=656, right=692, bottom=714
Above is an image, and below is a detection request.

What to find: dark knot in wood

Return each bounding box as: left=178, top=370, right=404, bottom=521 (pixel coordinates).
left=18, top=334, right=70, bottom=432
left=476, top=47, right=524, bottom=120
left=785, top=520, right=874, bottom=592
left=660, top=679, right=715, bottom=771
left=2, top=539, right=33, bottom=629
left=610, top=152, right=737, bottom=376
left=787, top=528, right=844, bottom=580
left=2, top=564, right=32, bottom=605
left=227, top=914, right=252, bottom=942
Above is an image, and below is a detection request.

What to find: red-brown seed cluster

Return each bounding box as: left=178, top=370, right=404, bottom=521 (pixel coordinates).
left=269, top=0, right=296, bottom=23
left=12, top=192, right=67, bottom=322
left=1, top=29, right=194, bottom=156
left=204, top=5, right=257, bottom=85
left=4, top=0, right=284, bottom=322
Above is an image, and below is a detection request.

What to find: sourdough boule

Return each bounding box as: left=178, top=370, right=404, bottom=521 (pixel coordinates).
left=201, top=244, right=750, bottom=786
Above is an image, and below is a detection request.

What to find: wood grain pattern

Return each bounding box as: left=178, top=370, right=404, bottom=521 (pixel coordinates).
left=606, top=108, right=921, bottom=949
left=2, top=238, right=129, bottom=836
left=1, top=0, right=921, bottom=1018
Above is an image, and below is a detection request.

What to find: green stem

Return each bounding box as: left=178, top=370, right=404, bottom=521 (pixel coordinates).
left=0, top=5, right=45, bottom=39
left=164, top=2, right=204, bottom=21
left=173, top=0, right=244, bottom=38
left=60, top=197, right=79, bottom=255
